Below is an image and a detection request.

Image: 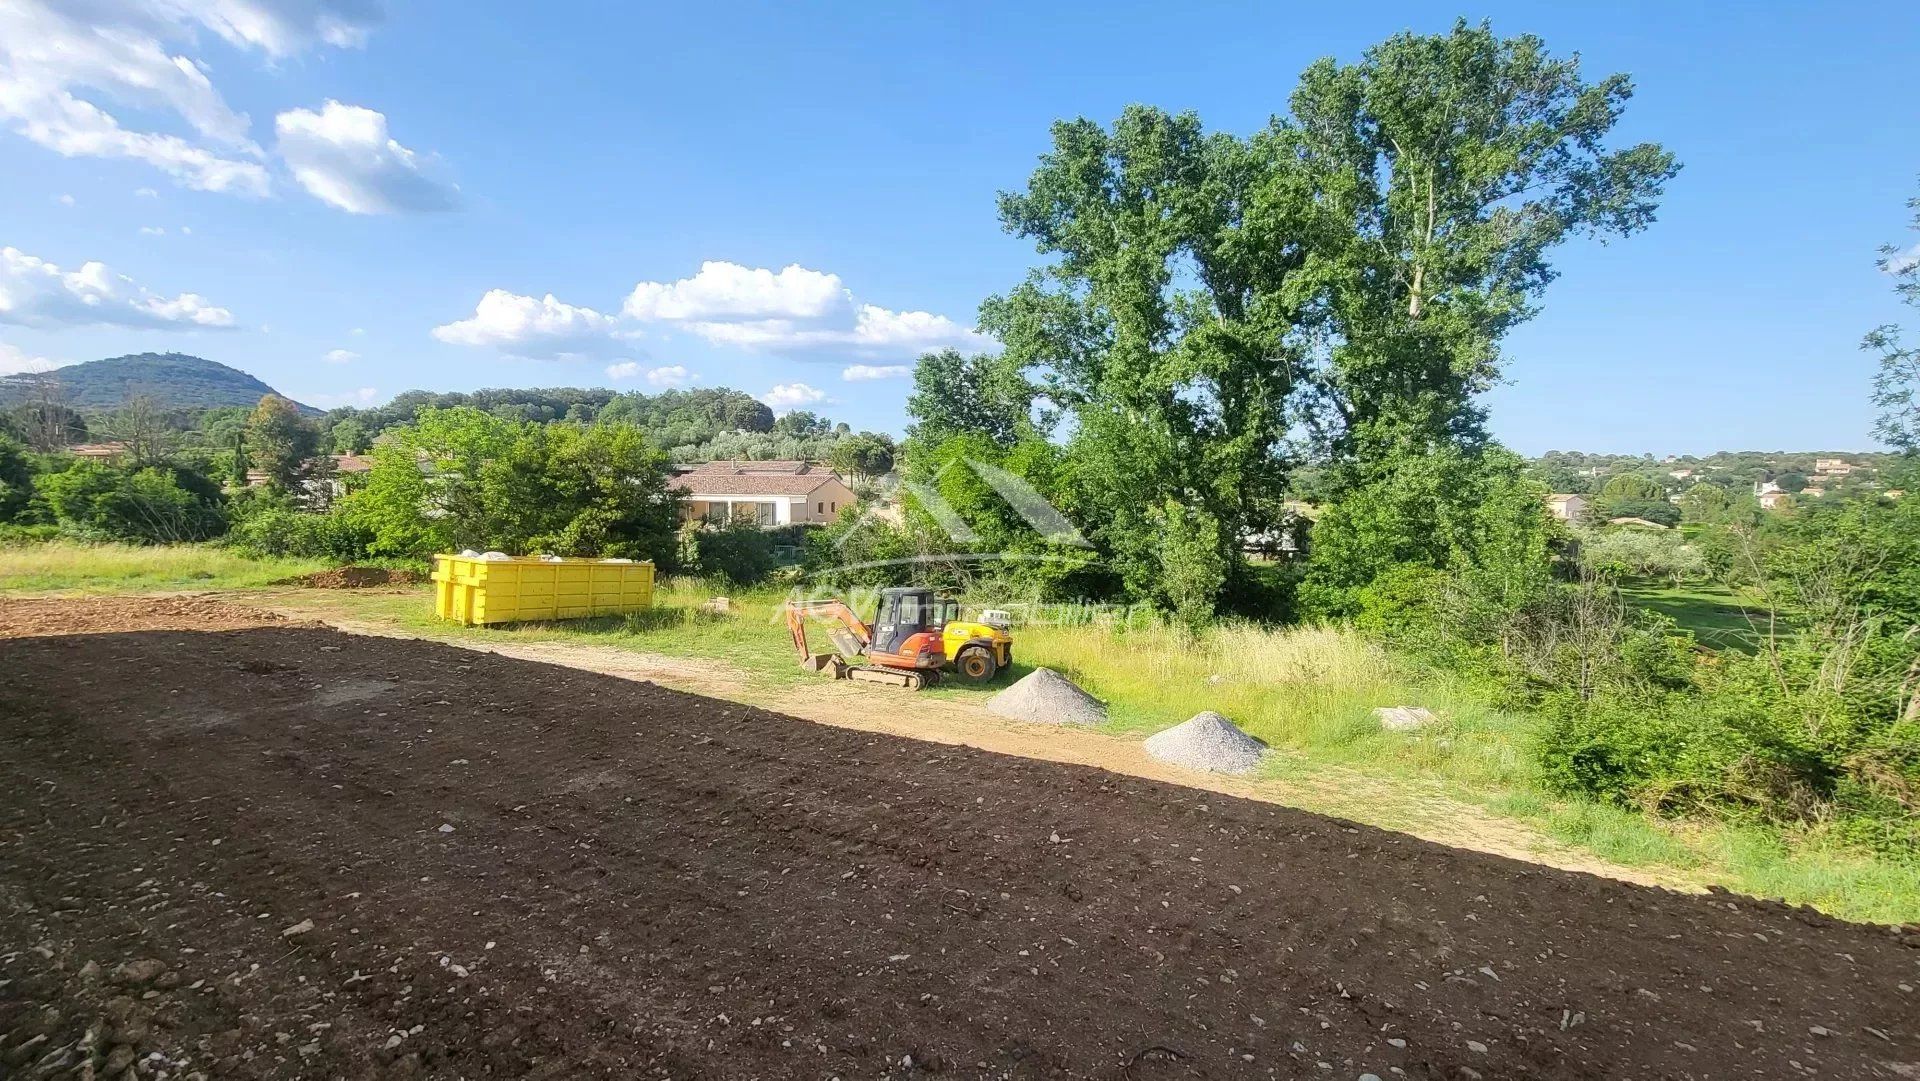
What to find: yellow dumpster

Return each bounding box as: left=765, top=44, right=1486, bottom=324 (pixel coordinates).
left=431, top=554, right=655, bottom=626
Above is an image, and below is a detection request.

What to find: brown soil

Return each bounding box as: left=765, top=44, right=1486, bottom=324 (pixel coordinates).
left=2, top=598, right=1917, bottom=1080
left=289, top=566, right=426, bottom=589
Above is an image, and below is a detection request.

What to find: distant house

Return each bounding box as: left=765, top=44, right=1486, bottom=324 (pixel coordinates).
left=67, top=441, right=128, bottom=460
left=1545, top=493, right=1589, bottom=521
left=331, top=453, right=375, bottom=475
left=1814, top=457, right=1852, bottom=475
left=1800, top=485, right=1826, bottom=499
left=676, top=460, right=855, bottom=527
left=1668, top=468, right=1694, bottom=480
left=1755, top=480, right=1791, bottom=511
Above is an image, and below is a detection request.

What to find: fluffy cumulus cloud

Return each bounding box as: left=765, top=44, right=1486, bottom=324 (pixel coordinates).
left=432, top=289, right=619, bottom=359
left=621, top=261, right=993, bottom=356
left=0, top=2, right=454, bottom=210
left=603, top=362, right=695, bottom=387
left=0, top=245, right=235, bottom=330
left=842, top=363, right=911, bottom=381
left=438, top=261, right=990, bottom=363
left=0, top=1, right=387, bottom=196
left=0, top=341, right=61, bottom=376
left=323, top=348, right=358, bottom=364
left=275, top=101, right=457, bottom=214
left=761, top=382, right=827, bottom=412
left=644, top=364, right=694, bottom=387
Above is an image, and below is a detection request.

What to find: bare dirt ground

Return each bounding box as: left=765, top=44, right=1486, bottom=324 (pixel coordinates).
left=3, top=597, right=1919, bottom=1080
left=253, top=590, right=1694, bottom=892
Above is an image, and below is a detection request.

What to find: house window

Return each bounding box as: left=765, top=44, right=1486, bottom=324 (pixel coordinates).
left=816, top=501, right=824, bottom=513
left=830, top=501, right=837, bottom=513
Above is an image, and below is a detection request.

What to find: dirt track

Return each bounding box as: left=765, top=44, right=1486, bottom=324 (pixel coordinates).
left=2, top=598, right=1918, bottom=1079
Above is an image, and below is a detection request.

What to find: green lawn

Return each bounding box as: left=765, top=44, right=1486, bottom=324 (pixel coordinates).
left=1620, top=579, right=1768, bottom=652
left=0, top=541, right=332, bottom=593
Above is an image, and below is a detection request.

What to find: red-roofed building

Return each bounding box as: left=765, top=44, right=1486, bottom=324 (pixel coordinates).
left=675, top=460, right=854, bottom=527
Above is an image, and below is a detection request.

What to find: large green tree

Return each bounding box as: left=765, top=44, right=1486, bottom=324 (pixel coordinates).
left=985, top=106, right=1311, bottom=608
left=905, top=348, right=1040, bottom=448
left=1283, top=21, right=1679, bottom=465
left=1295, top=22, right=1677, bottom=611
left=1867, top=181, right=1920, bottom=454
left=244, top=394, right=319, bottom=491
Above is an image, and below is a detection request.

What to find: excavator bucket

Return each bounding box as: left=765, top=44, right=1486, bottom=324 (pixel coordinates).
left=801, top=653, right=848, bottom=678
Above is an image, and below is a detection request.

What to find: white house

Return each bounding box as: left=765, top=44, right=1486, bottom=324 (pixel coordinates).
left=676, top=460, right=856, bottom=528
left=1545, top=493, right=1589, bottom=521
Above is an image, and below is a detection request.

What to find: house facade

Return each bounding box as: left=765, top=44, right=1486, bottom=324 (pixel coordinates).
left=675, top=460, right=855, bottom=528
left=1545, top=493, right=1589, bottom=521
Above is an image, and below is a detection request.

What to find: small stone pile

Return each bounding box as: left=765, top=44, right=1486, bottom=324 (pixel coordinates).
left=986, top=668, right=1106, bottom=725
left=1142, top=711, right=1268, bottom=775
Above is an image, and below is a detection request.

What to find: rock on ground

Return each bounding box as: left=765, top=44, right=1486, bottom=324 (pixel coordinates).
left=1143, top=711, right=1268, bottom=774
left=1375, top=706, right=1436, bottom=731
left=985, top=668, right=1106, bottom=725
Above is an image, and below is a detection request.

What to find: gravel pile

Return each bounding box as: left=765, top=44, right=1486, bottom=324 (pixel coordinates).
left=1142, top=711, right=1268, bottom=775
left=986, top=668, right=1106, bottom=725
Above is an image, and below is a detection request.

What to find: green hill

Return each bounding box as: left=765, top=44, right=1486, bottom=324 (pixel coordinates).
left=0, top=353, right=315, bottom=415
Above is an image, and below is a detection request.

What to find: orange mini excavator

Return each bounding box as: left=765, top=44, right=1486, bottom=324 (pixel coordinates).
left=783, top=588, right=952, bottom=690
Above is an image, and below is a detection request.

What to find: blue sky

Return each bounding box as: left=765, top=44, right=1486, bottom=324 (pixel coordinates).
left=2, top=1, right=1916, bottom=455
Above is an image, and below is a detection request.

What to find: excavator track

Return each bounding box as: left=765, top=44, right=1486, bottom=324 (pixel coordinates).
left=848, top=666, right=925, bottom=690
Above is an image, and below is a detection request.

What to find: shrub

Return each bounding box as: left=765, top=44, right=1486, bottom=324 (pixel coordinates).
left=680, top=521, right=777, bottom=586
left=228, top=504, right=373, bottom=561
left=36, top=460, right=227, bottom=544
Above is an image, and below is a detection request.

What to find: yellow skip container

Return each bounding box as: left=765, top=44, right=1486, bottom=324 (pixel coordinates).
left=432, top=553, right=655, bottom=626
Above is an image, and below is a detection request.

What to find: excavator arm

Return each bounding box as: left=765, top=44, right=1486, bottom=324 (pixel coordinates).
left=784, top=600, right=871, bottom=670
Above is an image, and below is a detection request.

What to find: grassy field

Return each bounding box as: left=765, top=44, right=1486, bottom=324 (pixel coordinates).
left=5, top=543, right=1917, bottom=924
left=1620, top=579, right=1767, bottom=652
left=0, top=541, right=333, bottom=593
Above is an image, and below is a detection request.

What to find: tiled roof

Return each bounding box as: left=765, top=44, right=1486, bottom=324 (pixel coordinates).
left=331, top=453, right=375, bottom=473
left=677, top=472, right=842, bottom=497
left=684, top=459, right=818, bottom=476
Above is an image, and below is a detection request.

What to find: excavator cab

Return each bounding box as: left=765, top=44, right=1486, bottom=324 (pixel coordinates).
left=871, top=586, right=943, bottom=655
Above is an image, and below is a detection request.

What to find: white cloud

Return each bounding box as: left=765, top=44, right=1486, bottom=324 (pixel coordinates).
left=135, top=187, right=158, bottom=198
left=323, top=348, right=358, bottom=364
left=0, top=245, right=235, bottom=329
left=761, top=382, right=828, bottom=412
left=623, top=262, right=849, bottom=322
left=0, top=341, right=61, bottom=375
left=0, top=2, right=385, bottom=197
left=440, top=260, right=989, bottom=363
left=56, top=193, right=74, bottom=207
left=604, top=361, right=639, bottom=380
left=431, top=289, right=618, bottom=359
left=275, top=101, right=456, bottom=214
left=645, top=364, right=694, bottom=388
left=842, top=363, right=911, bottom=381
left=621, top=260, right=993, bottom=357
left=139, top=225, right=166, bottom=236
left=308, top=385, right=380, bottom=406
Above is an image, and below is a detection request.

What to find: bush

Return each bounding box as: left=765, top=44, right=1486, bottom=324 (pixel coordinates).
left=228, top=504, right=373, bottom=561
left=0, top=522, right=61, bottom=545
left=679, top=521, right=777, bottom=586
left=36, top=460, right=227, bottom=544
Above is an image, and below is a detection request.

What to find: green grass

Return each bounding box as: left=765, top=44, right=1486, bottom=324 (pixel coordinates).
left=0, top=541, right=332, bottom=593
left=1620, top=579, right=1770, bottom=652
